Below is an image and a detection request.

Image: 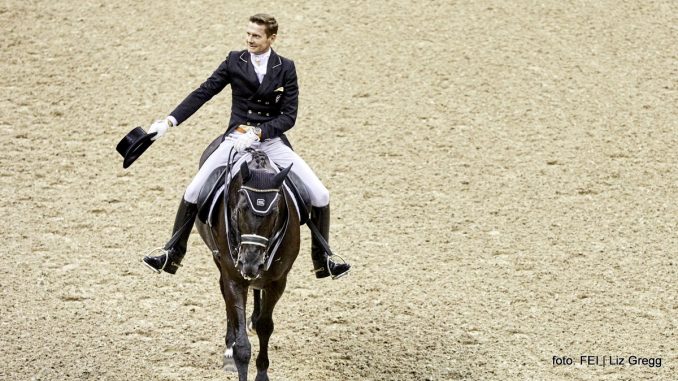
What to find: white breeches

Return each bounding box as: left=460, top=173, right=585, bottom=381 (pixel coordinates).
left=183, top=133, right=330, bottom=207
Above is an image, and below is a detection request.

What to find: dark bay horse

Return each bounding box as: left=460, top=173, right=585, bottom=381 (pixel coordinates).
left=195, top=146, right=300, bottom=381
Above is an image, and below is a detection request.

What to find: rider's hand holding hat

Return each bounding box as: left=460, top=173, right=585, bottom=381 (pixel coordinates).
left=148, top=116, right=177, bottom=141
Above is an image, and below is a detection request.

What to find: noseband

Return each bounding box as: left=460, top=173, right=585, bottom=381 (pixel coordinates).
left=240, top=234, right=269, bottom=248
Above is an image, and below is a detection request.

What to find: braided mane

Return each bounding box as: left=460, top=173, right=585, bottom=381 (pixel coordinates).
left=251, top=150, right=269, bottom=169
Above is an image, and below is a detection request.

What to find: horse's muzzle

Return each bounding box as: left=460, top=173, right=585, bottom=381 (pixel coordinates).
left=236, top=247, right=266, bottom=280
left=236, top=233, right=269, bottom=279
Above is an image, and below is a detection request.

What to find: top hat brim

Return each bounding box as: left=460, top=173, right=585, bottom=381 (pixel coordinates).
left=116, top=127, right=157, bottom=169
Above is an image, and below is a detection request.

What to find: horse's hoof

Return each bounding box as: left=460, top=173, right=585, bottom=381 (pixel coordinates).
left=223, top=362, right=237, bottom=373
left=223, top=347, right=237, bottom=373
left=247, top=318, right=256, bottom=336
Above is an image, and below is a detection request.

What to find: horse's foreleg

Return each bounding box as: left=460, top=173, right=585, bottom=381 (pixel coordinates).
left=221, top=274, right=237, bottom=373
left=223, top=280, right=251, bottom=381
left=223, top=311, right=237, bottom=372
left=254, top=279, right=287, bottom=381
left=249, top=289, right=261, bottom=335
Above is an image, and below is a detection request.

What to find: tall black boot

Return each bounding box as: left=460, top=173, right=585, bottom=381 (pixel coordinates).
left=310, top=204, right=351, bottom=279
left=143, top=199, right=198, bottom=274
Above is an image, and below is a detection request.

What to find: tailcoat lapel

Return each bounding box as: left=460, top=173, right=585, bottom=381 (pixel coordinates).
left=238, top=51, right=260, bottom=88
left=255, top=50, right=283, bottom=98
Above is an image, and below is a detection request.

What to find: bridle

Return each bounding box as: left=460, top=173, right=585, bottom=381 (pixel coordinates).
left=217, top=148, right=292, bottom=273
left=231, top=181, right=283, bottom=266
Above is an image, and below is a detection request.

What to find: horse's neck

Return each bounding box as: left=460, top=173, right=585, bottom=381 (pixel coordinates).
left=227, top=175, right=243, bottom=207
left=224, top=176, right=242, bottom=244
left=275, top=190, right=289, bottom=231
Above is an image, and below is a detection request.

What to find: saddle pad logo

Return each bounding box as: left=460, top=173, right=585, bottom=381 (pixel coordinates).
left=257, top=199, right=265, bottom=207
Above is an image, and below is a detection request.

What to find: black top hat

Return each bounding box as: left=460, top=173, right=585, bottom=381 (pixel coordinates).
left=116, top=127, right=157, bottom=168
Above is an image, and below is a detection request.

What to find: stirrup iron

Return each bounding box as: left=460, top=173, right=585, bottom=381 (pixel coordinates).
left=328, top=253, right=350, bottom=280
left=142, top=247, right=168, bottom=274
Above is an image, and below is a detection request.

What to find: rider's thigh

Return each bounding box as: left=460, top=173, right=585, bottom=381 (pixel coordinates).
left=261, top=139, right=329, bottom=207
left=184, top=137, right=237, bottom=203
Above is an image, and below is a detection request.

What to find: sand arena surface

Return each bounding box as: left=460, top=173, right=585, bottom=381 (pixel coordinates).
left=1, top=1, right=676, bottom=380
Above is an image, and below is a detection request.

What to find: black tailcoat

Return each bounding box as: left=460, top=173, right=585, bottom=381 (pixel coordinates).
left=170, top=49, right=298, bottom=144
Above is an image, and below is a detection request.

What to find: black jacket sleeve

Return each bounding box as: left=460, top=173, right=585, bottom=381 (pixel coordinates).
left=170, top=57, right=231, bottom=125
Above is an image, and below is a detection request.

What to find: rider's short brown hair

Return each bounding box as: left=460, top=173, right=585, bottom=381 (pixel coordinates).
left=249, top=14, right=278, bottom=37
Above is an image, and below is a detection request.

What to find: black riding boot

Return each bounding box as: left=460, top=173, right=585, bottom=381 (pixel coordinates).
left=143, top=199, right=198, bottom=274
left=311, top=204, right=351, bottom=279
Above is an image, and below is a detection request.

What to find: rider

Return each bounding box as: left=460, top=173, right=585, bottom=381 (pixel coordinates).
left=142, top=13, right=350, bottom=279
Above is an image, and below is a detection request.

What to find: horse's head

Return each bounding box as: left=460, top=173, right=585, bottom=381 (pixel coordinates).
left=232, top=161, right=292, bottom=280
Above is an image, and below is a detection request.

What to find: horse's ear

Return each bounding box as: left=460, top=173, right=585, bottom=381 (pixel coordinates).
left=273, top=164, right=293, bottom=187
left=240, top=162, right=251, bottom=183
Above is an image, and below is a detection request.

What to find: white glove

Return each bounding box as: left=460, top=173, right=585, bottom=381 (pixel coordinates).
left=234, top=129, right=260, bottom=152
left=148, top=117, right=175, bottom=141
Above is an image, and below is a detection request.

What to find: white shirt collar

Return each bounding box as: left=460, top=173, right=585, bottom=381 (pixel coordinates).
left=250, top=49, right=271, bottom=83
left=250, top=49, right=271, bottom=64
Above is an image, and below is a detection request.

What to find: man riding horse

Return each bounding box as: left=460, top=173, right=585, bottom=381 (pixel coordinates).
left=143, top=13, right=350, bottom=280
